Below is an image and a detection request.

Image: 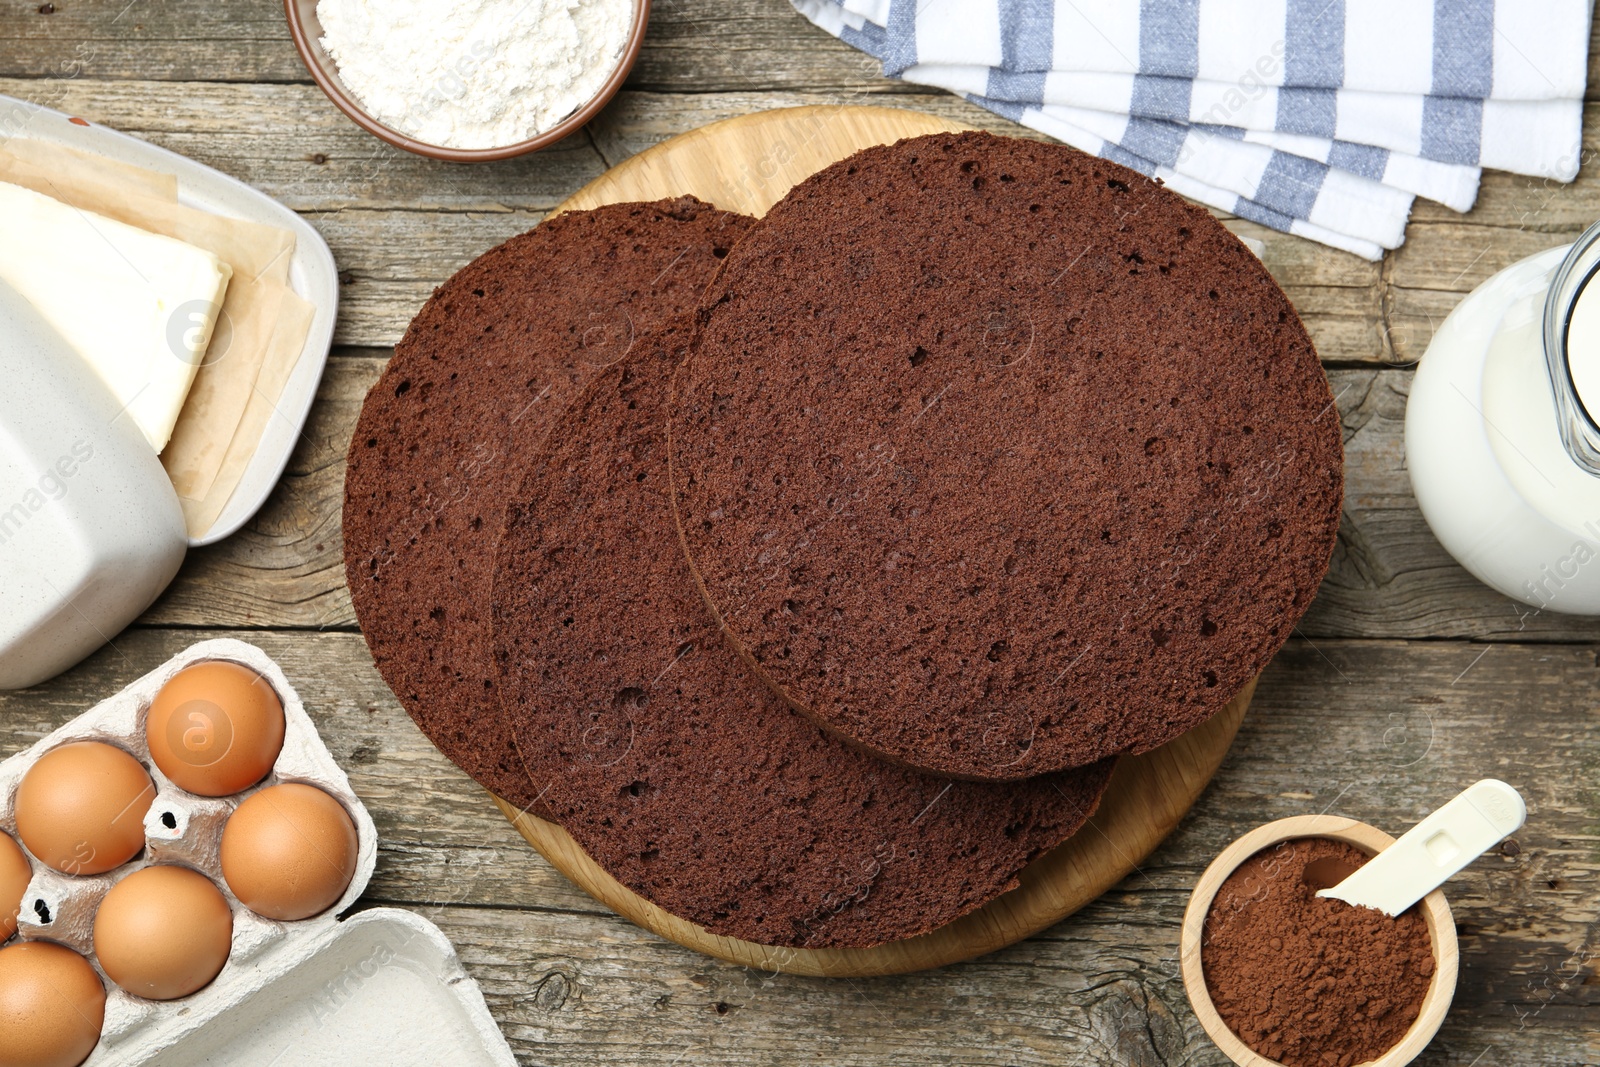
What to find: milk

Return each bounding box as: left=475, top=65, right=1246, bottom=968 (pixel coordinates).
left=1406, top=225, right=1600, bottom=615
left=1480, top=285, right=1600, bottom=533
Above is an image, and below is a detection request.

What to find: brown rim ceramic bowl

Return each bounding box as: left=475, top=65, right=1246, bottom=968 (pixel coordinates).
left=1180, top=814, right=1458, bottom=1067
left=283, top=0, right=650, bottom=162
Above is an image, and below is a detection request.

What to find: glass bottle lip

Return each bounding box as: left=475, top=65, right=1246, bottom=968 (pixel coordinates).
left=1542, top=218, right=1600, bottom=477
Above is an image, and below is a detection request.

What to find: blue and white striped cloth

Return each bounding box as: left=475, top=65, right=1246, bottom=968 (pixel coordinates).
left=792, top=0, right=1592, bottom=259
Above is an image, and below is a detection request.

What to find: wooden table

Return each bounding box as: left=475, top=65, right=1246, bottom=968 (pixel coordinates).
left=4, top=4, right=1599, bottom=1064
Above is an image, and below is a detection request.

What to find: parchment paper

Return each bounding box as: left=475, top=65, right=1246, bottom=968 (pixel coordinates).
left=1, top=138, right=317, bottom=539
left=0, top=137, right=178, bottom=202
left=180, top=288, right=317, bottom=536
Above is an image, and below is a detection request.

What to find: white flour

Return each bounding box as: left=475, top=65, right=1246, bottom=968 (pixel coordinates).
left=317, top=0, right=632, bottom=150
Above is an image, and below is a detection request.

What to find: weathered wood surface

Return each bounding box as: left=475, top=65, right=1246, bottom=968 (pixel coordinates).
left=0, top=75, right=1394, bottom=354
left=143, top=357, right=1600, bottom=643
left=3, top=70, right=1595, bottom=362
left=1, top=69, right=1594, bottom=361
left=2, top=70, right=1598, bottom=642
left=2, top=0, right=1599, bottom=1062
left=0, top=631, right=1594, bottom=1064
left=5, top=0, right=1600, bottom=98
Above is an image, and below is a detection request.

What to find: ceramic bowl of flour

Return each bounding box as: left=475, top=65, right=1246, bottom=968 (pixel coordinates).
left=284, top=0, right=649, bottom=161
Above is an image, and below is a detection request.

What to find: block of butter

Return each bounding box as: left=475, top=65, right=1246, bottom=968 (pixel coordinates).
left=0, top=180, right=232, bottom=452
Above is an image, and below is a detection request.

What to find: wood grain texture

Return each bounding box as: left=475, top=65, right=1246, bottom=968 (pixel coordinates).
left=140, top=358, right=1600, bottom=644
left=21, top=74, right=1578, bottom=641
left=20, top=72, right=1591, bottom=365
left=0, top=76, right=1397, bottom=355
left=558, top=102, right=970, bottom=215
left=0, top=631, right=1594, bottom=1064
left=2, top=0, right=1598, bottom=1060
left=4, top=0, right=1600, bottom=101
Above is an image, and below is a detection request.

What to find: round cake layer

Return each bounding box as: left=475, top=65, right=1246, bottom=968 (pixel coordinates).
left=344, top=198, right=753, bottom=809
left=669, top=132, right=1343, bottom=781
left=490, top=319, right=1113, bottom=948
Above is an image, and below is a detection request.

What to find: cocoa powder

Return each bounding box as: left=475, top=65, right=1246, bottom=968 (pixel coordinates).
left=1202, top=837, right=1435, bottom=1067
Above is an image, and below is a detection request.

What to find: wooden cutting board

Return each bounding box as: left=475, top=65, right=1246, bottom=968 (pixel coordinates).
left=495, top=105, right=1254, bottom=977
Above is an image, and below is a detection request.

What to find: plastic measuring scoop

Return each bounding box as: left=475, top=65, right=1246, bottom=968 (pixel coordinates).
left=1316, top=779, right=1527, bottom=916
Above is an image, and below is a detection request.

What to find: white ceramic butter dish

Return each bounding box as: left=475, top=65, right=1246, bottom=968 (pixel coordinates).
left=0, top=92, right=340, bottom=548
left=0, top=280, right=187, bottom=690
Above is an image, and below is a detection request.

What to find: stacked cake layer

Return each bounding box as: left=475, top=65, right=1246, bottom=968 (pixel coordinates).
left=344, top=131, right=1344, bottom=949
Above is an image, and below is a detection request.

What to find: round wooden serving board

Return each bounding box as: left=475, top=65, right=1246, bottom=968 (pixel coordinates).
left=494, top=105, right=1255, bottom=977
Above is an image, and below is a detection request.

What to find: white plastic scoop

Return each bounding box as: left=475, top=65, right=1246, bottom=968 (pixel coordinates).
left=1315, top=779, right=1527, bottom=916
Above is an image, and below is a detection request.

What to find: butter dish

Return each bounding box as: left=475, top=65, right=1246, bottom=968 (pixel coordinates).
left=0, top=281, right=187, bottom=690
left=0, top=93, right=339, bottom=547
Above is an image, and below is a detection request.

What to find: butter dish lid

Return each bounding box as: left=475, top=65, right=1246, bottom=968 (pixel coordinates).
left=0, top=92, right=341, bottom=548
left=0, top=279, right=187, bottom=689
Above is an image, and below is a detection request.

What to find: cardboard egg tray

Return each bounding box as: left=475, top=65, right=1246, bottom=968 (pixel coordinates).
left=0, top=638, right=516, bottom=1066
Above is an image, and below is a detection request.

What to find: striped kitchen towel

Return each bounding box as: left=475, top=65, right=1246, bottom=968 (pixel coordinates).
left=792, top=0, right=1593, bottom=259
left=1016, top=69, right=1584, bottom=180
left=913, top=62, right=1489, bottom=209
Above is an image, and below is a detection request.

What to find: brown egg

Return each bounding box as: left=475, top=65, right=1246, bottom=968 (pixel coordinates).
left=0, top=833, right=29, bottom=942
left=0, top=940, right=105, bottom=1067
left=221, top=783, right=359, bottom=921
left=92, top=865, right=232, bottom=1000
left=15, top=742, right=154, bottom=876
left=146, top=660, right=286, bottom=797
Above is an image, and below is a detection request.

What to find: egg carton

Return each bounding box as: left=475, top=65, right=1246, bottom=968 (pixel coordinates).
left=0, top=639, right=516, bottom=1067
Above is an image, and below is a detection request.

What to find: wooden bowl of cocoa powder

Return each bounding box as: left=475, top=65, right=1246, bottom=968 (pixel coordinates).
left=1180, top=815, right=1458, bottom=1067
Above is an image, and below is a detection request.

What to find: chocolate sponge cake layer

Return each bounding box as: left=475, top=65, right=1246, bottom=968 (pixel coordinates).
left=669, top=132, right=1344, bottom=782
left=344, top=198, right=753, bottom=810
left=490, top=318, right=1113, bottom=949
